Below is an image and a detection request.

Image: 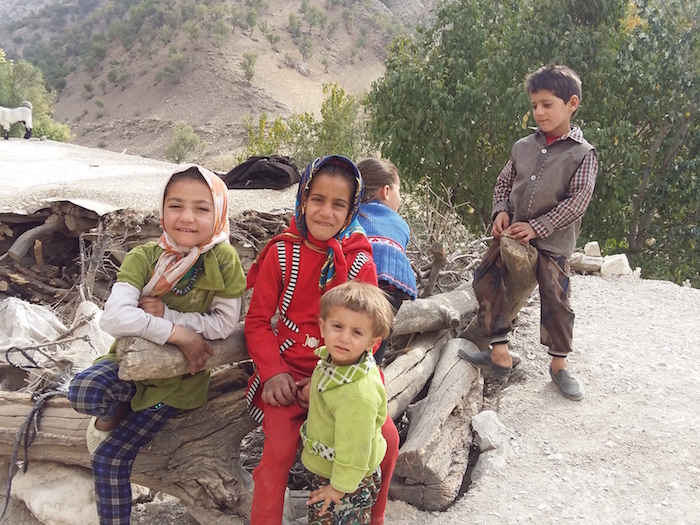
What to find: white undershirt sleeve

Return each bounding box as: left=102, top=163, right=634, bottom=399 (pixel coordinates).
left=99, top=282, right=174, bottom=345
left=162, top=295, right=242, bottom=340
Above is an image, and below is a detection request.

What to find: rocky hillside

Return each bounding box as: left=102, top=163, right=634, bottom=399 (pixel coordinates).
left=0, top=0, right=438, bottom=167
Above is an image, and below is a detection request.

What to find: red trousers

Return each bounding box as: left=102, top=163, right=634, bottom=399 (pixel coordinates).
left=250, top=402, right=399, bottom=525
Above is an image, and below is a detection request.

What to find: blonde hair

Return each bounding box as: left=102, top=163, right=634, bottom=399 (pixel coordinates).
left=357, top=158, right=400, bottom=203
left=319, top=281, right=394, bottom=339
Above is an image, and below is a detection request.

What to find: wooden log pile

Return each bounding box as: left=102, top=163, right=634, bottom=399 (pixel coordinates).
left=0, top=204, right=548, bottom=522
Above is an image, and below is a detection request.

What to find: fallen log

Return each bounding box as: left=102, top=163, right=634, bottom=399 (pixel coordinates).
left=118, top=283, right=476, bottom=381
left=0, top=368, right=258, bottom=524
left=390, top=338, right=482, bottom=511
left=384, top=330, right=450, bottom=420
left=7, top=215, right=66, bottom=261
left=569, top=252, right=603, bottom=273
left=116, top=322, right=249, bottom=381
left=392, top=283, right=477, bottom=337
left=461, top=235, right=538, bottom=350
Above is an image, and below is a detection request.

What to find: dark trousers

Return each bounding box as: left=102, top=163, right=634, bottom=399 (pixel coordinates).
left=473, top=241, right=575, bottom=357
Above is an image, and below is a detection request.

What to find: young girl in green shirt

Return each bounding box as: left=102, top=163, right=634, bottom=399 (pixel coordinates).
left=68, top=165, right=246, bottom=525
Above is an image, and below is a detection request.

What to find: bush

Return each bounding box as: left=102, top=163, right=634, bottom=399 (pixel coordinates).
left=241, top=52, right=257, bottom=84
left=165, top=122, right=204, bottom=163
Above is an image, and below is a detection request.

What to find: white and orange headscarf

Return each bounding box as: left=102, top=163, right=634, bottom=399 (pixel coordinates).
left=141, top=165, right=230, bottom=297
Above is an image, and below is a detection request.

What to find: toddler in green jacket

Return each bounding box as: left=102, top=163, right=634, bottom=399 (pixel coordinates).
left=299, top=281, right=394, bottom=524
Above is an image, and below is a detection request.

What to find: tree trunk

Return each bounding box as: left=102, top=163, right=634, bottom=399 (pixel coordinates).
left=117, top=323, right=249, bottom=381
left=392, top=283, right=477, bottom=337
left=389, top=338, right=482, bottom=510
left=0, top=368, right=258, bottom=524
left=384, top=330, right=450, bottom=420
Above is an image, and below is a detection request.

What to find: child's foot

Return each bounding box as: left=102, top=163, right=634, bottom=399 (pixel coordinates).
left=458, top=346, right=513, bottom=380
left=86, top=417, right=111, bottom=457
left=549, top=365, right=585, bottom=401
left=93, top=402, right=129, bottom=431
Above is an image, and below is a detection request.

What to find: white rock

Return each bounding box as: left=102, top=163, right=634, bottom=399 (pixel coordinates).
left=584, top=241, right=602, bottom=257
left=600, top=254, right=633, bottom=277
left=472, top=410, right=509, bottom=452
left=11, top=462, right=99, bottom=525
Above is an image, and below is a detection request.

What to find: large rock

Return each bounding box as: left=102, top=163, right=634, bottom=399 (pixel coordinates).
left=600, top=254, right=633, bottom=277
left=11, top=462, right=99, bottom=525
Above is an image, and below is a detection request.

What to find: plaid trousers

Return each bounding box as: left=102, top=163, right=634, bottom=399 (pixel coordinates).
left=68, top=360, right=178, bottom=525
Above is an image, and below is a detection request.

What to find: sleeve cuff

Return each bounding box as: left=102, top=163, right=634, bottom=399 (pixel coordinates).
left=491, top=203, right=509, bottom=220
left=530, top=217, right=552, bottom=238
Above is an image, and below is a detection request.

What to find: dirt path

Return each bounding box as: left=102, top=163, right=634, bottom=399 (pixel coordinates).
left=384, top=274, right=700, bottom=524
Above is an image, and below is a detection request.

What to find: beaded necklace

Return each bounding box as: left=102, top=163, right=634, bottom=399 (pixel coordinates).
left=171, top=261, right=203, bottom=296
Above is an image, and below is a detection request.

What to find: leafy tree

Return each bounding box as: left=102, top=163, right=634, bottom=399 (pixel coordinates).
left=288, top=13, right=302, bottom=38
left=246, top=9, right=259, bottom=36
left=165, top=122, right=204, bottom=163
left=213, top=19, right=231, bottom=52
left=367, top=0, right=700, bottom=285
left=231, top=6, right=245, bottom=33
left=107, top=64, right=130, bottom=86
left=241, top=52, right=257, bottom=84
left=367, top=0, right=625, bottom=226
left=341, top=8, right=355, bottom=33
left=299, top=35, right=313, bottom=61
left=183, top=20, right=201, bottom=45
left=236, top=83, right=371, bottom=167
left=265, top=31, right=281, bottom=52
left=582, top=0, right=700, bottom=284
left=0, top=49, right=70, bottom=141
left=316, top=83, right=370, bottom=161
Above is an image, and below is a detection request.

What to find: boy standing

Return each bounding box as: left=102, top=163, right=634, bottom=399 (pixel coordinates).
left=299, top=281, right=393, bottom=524
left=460, top=64, right=598, bottom=401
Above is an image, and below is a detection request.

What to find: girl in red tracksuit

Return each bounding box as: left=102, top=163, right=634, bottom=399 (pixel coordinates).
left=245, top=155, right=399, bottom=525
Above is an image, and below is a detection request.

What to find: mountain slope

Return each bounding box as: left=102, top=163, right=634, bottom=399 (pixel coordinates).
left=0, top=0, right=438, bottom=166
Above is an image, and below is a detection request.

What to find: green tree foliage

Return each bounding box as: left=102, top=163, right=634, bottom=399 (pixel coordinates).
left=584, top=0, right=700, bottom=284
left=299, top=35, right=313, bottom=61
left=0, top=49, right=70, bottom=141
left=183, top=20, right=201, bottom=44
left=246, top=9, right=259, bottom=36
left=165, top=122, right=203, bottom=163
left=367, top=0, right=700, bottom=285
left=213, top=19, right=232, bottom=52
left=288, top=13, right=303, bottom=39
left=236, top=83, right=371, bottom=167
left=241, top=52, right=257, bottom=84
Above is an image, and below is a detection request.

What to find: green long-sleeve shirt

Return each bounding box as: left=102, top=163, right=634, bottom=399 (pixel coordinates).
left=300, top=347, right=387, bottom=494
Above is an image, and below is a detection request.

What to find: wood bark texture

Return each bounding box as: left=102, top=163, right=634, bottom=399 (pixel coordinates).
left=117, top=323, right=249, bottom=381
left=0, top=369, right=257, bottom=524
left=384, top=330, right=450, bottom=420
left=390, top=338, right=482, bottom=511
left=462, top=236, right=537, bottom=350
left=392, top=283, right=477, bottom=337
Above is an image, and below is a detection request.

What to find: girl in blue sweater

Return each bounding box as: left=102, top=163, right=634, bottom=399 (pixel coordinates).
left=356, top=158, right=417, bottom=364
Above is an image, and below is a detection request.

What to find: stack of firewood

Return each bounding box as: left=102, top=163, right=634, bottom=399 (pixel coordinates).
left=0, top=203, right=500, bottom=523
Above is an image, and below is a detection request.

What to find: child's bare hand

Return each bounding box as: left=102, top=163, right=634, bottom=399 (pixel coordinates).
left=492, top=211, right=511, bottom=239
left=295, top=377, right=311, bottom=409
left=168, top=325, right=214, bottom=375
left=507, top=221, right=537, bottom=244
left=138, top=296, right=165, bottom=317
left=307, top=484, right=345, bottom=514
left=262, top=373, right=297, bottom=406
